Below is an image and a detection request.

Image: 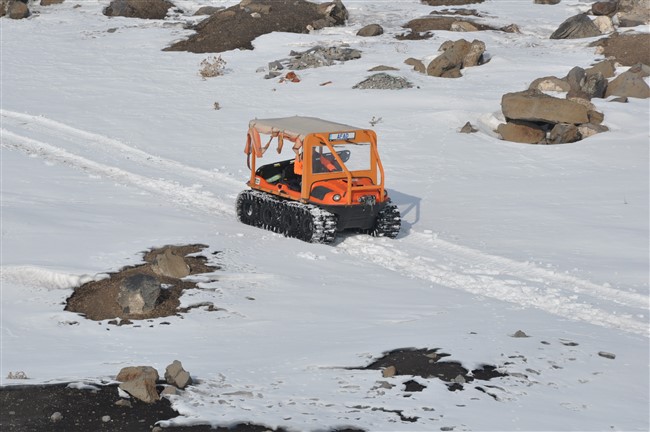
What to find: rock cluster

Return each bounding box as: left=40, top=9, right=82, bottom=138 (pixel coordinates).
left=406, top=38, right=486, bottom=78
left=115, top=361, right=192, bottom=404
left=550, top=0, right=649, bottom=40
left=495, top=60, right=650, bottom=144
left=263, top=45, right=361, bottom=79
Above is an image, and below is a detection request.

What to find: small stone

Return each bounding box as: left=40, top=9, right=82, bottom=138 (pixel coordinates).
left=512, top=330, right=529, bottom=338
left=382, top=365, right=396, bottom=378
left=50, top=412, right=63, bottom=423
left=452, top=374, right=466, bottom=384
left=598, top=351, right=616, bottom=359
left=610, top=96, right=628, bottom=103
left=460, top=121, right=478, bottom=133
left=114, top=399, right=132, bottom=408
left=102, top=415, right=111, bottom=422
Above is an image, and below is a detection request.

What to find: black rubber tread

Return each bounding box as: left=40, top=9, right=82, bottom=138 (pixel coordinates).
left=366, top=200, right=401, bottom=239
left=236, top=190, right=338, bottom=244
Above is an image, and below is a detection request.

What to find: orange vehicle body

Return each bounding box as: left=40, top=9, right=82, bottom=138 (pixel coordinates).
left=245, top=117, right=386, bottom=209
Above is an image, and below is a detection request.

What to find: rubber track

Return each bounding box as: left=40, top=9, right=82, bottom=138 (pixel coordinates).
left=367, top=201, right=401, bottom=238
left=236, top=190, right=338, bottom=244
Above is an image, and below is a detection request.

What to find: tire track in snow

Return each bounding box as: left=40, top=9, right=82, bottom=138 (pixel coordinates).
left=1, top=129, right=235, bottom=217
left=0, top=109, right=242, bottom=188
left=338, top=235, right=649, bottom=337
left=3, top=113, right=647, bottom=336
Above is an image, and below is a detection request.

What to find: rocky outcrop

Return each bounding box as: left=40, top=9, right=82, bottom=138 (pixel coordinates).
left=166, top=0, right=348, bottom=53
left=591, top=33, right=650, bottom=66
left=502, top=90, right=589, bottom=124
left=550, top=14, right=602, bottom=39
left=103, top=0, right=174, bottom=20
left=425, top=39, right=486, bottom=78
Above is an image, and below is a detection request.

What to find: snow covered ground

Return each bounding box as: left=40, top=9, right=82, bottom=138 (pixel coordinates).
left=1, top=0, right=648, bottom=430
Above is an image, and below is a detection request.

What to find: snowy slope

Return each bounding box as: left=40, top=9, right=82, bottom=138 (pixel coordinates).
left=1, top=0, right=648, bottom=430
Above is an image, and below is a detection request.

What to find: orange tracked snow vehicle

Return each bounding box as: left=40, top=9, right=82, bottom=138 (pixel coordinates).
left=236, top=116, right=401, bottom=244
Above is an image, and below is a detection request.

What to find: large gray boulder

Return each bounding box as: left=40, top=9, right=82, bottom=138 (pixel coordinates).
left=117, top=274, right=161, bottom=315
left=502, top=89, right=590, bottom=124
left=550, top=14, right=602, bottom=39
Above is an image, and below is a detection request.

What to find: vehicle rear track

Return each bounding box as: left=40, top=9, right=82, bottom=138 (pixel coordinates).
left=236, top=190, right=338, bottom=244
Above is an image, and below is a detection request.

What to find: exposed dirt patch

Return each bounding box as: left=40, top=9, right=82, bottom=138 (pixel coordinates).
left=65, top=244, right=219, bottom=321
left=0, top=383, right=287, bottom=432
left=165, top=0, right=346, bottom=53
left=591, top=32, right=650, bottom=66
left=360, top=347, right=507, bottom=391
left=403, top=16, right=497, bottom=32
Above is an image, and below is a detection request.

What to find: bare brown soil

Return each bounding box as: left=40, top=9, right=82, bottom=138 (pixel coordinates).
left=165, top=0, right=345, bottom=53
left=591, top=32, right=650, bottom=66
left=65, top=245, right=219, bottom=321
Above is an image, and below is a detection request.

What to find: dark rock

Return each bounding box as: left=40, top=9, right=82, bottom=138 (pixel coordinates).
left=357, top=23, right=383, bottom=37
left=550, top=14, right=602, bottom=39
left=598, top=351, right=616, bottom=359
left=565, top=66, right=586, bottom=93
left=592, top=1, right=618, bottom=16
left=41, top=0, right=65, bottom=5
left=117, top=274, right=161, bottom=315
left=512, top=330, right=530, bottom=337
left=549, top=123, right=581, bottom=143
left=368, top=65, right=399, bottom=71
left=535, top=0, right=561, bottom=4
left=610, top=96, right=629, bottom=102
left=581, top=72, right=608, bottom=98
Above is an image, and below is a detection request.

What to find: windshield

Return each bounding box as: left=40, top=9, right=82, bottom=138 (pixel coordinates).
left=311, top=143, right=371, bottom=174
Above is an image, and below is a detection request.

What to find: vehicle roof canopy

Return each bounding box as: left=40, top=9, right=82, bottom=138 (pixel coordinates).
left=249, top=116, right=361, bottom=142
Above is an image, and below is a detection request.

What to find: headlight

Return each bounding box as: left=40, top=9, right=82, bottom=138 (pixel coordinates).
left=332, top=194, right=341, bottom=202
